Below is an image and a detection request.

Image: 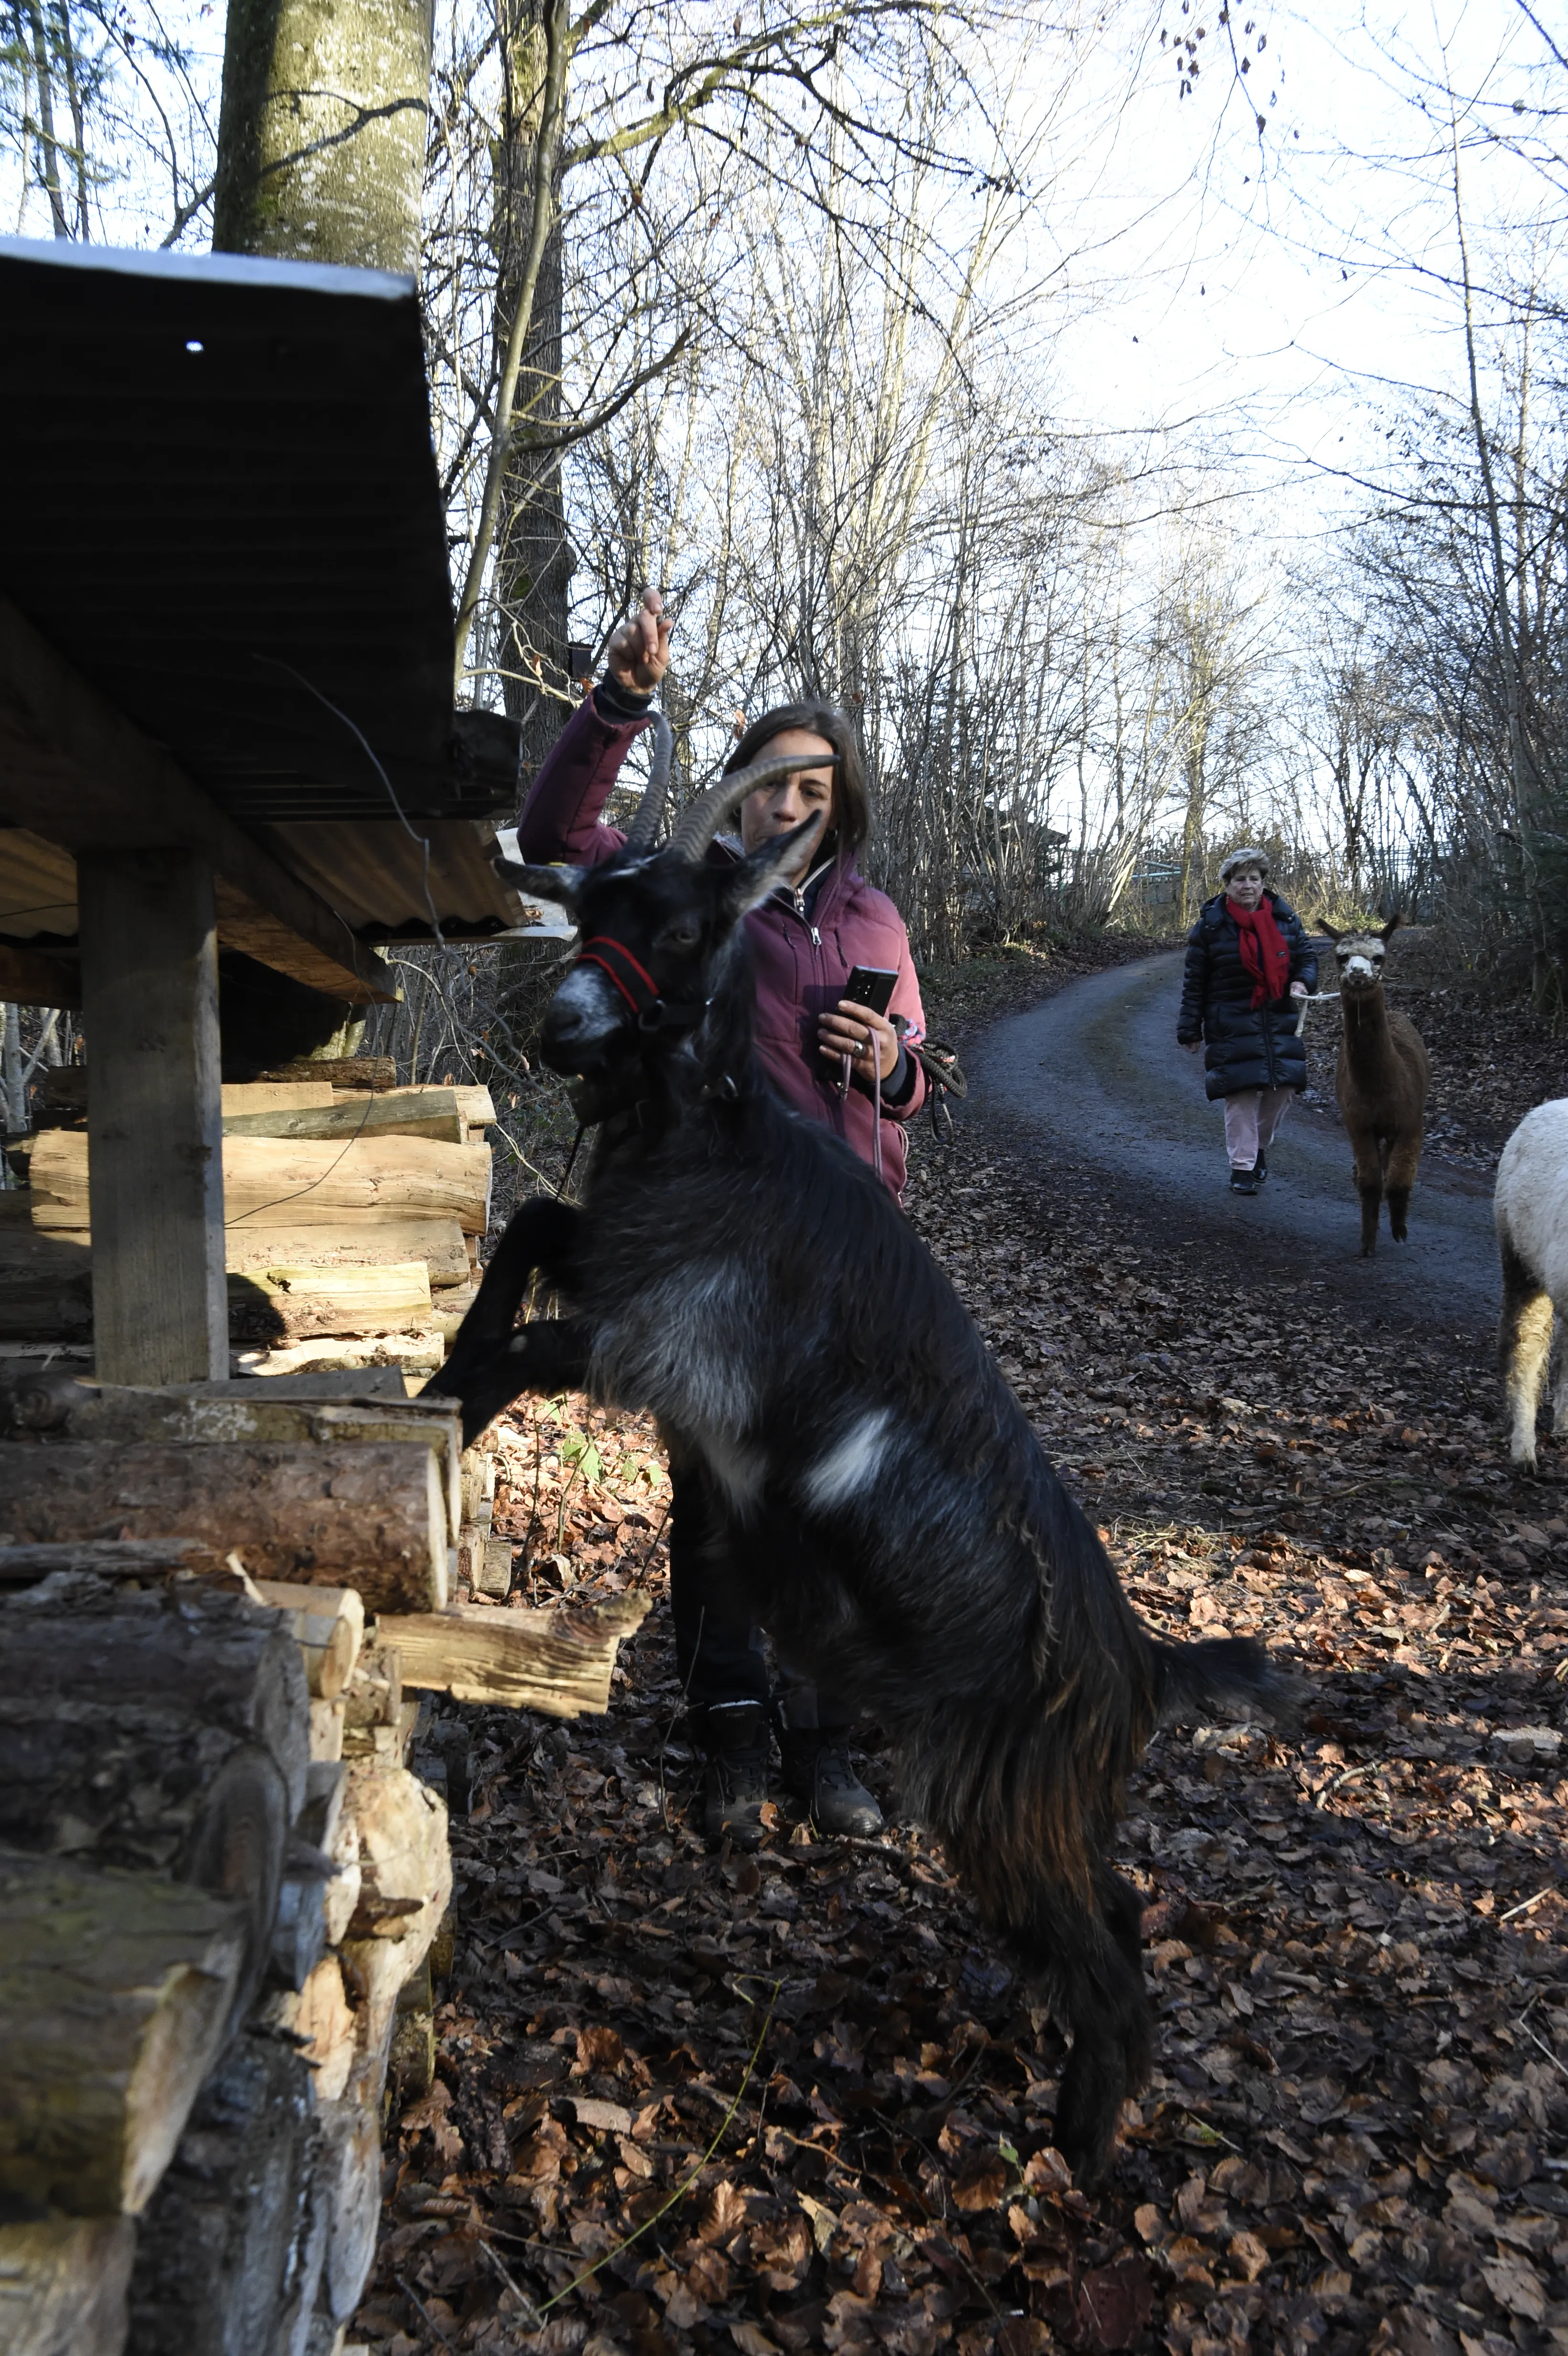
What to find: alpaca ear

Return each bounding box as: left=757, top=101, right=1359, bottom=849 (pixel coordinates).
left=1316, top=918, right=1343, bottom=942
left=1379, top=912, right=1404, bottom=943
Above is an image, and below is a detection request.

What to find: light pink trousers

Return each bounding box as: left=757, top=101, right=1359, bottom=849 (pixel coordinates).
left=1223, top=1087, right=1293, bottom=1169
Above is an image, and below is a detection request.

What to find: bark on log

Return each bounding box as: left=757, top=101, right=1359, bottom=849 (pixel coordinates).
left=251, top=1583, right=364, bottom=1698
left=379, top=1592, right=651, bottom=1717
left=0, top=1440, right=448, bottom=1609
left=13, top=1384, right=463, bottom=1542
left=228, top=1260, right=433, bottom=1341
left=0, top=1575, right=306, bottom=2022
left=222, top=1088, right=466, bottom=1144
left=0, top=2214, right=136, bottom=2356
left=260, top=1056, right=397, bottom=1091
left=0, top=1538, right=225, bottom=1582
left=124, top=2031, right=320, bottom=2356
left=29, top=1129, right=491, bottom=1234
left=0, top=1845, right=247, bottom=2215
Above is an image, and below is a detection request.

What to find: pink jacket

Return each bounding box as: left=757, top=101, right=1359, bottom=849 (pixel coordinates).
left=517, top=694, right=929, bottom=1196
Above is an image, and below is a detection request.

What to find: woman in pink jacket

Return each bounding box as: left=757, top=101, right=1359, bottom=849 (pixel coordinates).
left=517, top=590, right=929, bottom=1848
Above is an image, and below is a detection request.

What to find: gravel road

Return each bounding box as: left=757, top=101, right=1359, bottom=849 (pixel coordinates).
left=968, top=949, right=1502, bottom=1329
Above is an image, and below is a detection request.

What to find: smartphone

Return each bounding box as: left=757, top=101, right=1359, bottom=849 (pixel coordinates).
left=842, top=965, right=898, bottom=1017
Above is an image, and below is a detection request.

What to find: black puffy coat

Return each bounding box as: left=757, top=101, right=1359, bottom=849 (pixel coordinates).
left=1177, top=891, right=1318, bottom=1100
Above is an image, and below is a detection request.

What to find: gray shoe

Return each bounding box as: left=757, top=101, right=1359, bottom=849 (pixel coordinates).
left=780, top=1730, right=884, bottom=1836
left=699, top=1702, right=770, bottom=1849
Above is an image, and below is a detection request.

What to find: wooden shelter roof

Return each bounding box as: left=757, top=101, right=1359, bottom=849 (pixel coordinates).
left=0, top=240, right=528, bottom=1005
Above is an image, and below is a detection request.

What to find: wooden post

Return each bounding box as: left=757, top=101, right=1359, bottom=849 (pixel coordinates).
left=77, top=851, right=226, bottom=1384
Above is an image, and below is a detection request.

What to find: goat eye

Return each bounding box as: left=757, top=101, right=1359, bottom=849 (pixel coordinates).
left=661, top=919, right=701, bottom=950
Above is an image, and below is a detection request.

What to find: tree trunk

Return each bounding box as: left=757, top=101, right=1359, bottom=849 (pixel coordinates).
left=211, top=0, right=433, bottom=275
left=493, top=0, right=573, bottom=787
left=0, top=1440, right=449, bottom=1607
left=0, top=1845, right=247, bottom=2216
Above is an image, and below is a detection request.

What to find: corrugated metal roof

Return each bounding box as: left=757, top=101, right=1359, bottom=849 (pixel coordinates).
left=0, top=241, right=518, bottom=832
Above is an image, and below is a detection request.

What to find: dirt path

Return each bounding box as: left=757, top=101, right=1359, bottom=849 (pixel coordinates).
left=969, top=952, right=1500, bottom=1329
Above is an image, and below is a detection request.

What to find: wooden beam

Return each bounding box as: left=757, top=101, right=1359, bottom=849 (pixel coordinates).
left=0, top=942, right=77, bottom=1010
left=0, top=600, right=394, bottom=1005
left=78, top=850, right=229, bottom=1385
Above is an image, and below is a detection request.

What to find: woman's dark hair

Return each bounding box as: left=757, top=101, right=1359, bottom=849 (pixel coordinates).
left=723, top=700, right=872, bottom=863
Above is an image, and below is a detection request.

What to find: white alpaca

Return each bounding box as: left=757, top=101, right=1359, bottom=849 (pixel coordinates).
left=1494, top=1098, right=1568, bottom=1468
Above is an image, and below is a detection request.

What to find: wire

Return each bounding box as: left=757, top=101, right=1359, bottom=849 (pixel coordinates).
left=222, top=1084, right=382, bottom=1228
left=253, top=654, right=446, bottom=944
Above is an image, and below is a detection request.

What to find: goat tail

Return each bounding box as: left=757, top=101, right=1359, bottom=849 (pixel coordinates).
left=1151, top=1635, right=1301, bottom=1733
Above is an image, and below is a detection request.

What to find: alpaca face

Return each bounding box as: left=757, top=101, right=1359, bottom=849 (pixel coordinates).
left=1333, top=933, right=1386, bottom=998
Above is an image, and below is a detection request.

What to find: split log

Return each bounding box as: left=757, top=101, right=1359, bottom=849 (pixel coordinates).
left=224, top=1215, right=471, bottom=1286
left=252, top=1584, right=364, bottom=1698
left=0, top=1439, right=448, bottom=1609
left=362, top=1081, right=496, bottom=1129
left=222, top=1087, right=467, bottom=1144
left=379, top=1591, right=651, bottom=1717
left=0, top=1845, right=247, bottom=2215
left=0, top=2214, right=136, bottom=2356
left=338, top=1761, right=450, bottom=2059
left=228, top=1259, right=434, bottom=1341
left=124, top=2031, right=320, bottom=2356
left=221, top=1082, right=334, bottom=1114
left=29, top=1129, right=491, bottom=1234
left=292, top=1954, right=357, bottom=2101
left=310, top=2096, right=384, bottom=2333
left=234, top=1332, right=443, bottom=1382
left=260, top=1055, right=397, bottom=1091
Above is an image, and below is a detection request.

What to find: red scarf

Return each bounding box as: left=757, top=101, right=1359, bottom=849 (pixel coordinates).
left=1228, top=895, right=1290, bottom=1008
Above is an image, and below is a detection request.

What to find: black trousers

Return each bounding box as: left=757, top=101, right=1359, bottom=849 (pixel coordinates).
left=667, top=1460, right=852, bottom=1730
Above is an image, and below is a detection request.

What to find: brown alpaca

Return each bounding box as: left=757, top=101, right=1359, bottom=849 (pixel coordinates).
left=1318, top=915, right=1430, bottom=1255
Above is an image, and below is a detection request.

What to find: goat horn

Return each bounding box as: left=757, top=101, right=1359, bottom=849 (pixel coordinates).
left=622, top=710, right=675, bottom=851
left=667, top=748, right=838, bottom=865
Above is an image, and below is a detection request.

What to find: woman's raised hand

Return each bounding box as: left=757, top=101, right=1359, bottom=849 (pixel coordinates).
left=606, top=587, right=672, bottom=695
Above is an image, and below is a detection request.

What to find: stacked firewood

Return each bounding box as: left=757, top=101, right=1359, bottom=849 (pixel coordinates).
left=0, top=1369, right=647, bottom=2356
left=3, top=1058, right=495, bottom=1378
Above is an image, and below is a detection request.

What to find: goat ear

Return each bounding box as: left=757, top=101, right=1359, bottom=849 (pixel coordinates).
left=490, top=856, right=586, bottom=918
left=722, top=819, right=821, bottom=920
left=1379, top=911, right=1404, bottom=943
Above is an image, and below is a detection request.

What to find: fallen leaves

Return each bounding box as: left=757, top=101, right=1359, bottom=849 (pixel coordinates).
left=353, top=951, right=1568, bottom=2356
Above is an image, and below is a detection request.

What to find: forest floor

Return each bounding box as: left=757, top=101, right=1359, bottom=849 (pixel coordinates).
left=354, top=939, right=1568, bottom=2356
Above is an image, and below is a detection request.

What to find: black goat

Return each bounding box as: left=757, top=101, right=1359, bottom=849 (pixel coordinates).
left=425, top=737, right=1296, bottom=2186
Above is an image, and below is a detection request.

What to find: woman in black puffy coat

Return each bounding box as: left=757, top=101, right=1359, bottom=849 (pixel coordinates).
left=1176, top=847, right=1318, bottom=1195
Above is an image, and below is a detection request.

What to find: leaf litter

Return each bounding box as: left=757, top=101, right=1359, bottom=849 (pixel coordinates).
left=355, top=958, right=1568, bottom=2356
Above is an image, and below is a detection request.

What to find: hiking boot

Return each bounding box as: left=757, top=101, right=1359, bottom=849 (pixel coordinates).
left=699, top=1702, right=771, bottom=1849
left=1252, top=1152, right=1268, bottom=1185
left=1229, top=1167, right=1259, bottom=1195
left=780, top=1729, right=884, bottom=1836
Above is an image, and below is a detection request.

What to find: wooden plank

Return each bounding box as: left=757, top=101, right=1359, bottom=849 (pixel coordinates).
left=0, top=1440, right=448, bottom=1610
left=0, top=943, right=78, bottom=1011
left=0, top=2214, right=135, bottom=2355
left=0, top=599, right=393, bottom=1004
left=0, top=1845, right=247, bottom=2216
left=29, top=1129, right=491, bottom=1234
left=77, top=849, right=228, bottom=1386
left=222, top=1087, right=466, bottom=1143
left=378, top=1592, right=651, bottom=1718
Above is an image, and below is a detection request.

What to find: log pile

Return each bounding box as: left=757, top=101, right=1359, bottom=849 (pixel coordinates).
left=0, top=1373, right=649, bottom=2355
left=4, top=1069, right=491, bottom=1376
